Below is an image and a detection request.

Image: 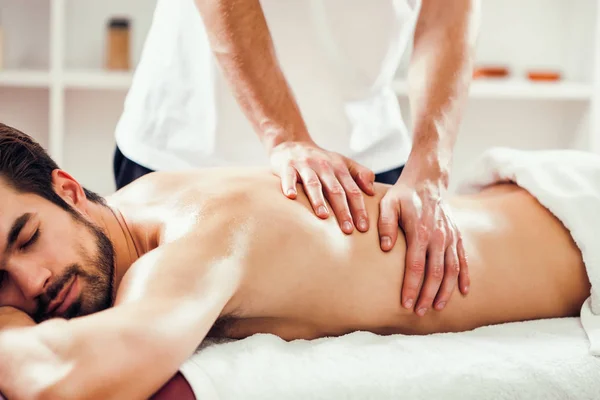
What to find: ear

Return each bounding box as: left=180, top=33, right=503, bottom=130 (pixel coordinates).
left=51, top=170, right=89, bottom=213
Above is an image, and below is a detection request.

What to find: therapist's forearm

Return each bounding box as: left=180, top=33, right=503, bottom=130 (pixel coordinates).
left=194, top=0, right=312, bottom=153
left=406, top=0, right=480, bottom=185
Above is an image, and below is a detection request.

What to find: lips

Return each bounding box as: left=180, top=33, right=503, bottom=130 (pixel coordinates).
left=46, top=275, right=76, bottom=316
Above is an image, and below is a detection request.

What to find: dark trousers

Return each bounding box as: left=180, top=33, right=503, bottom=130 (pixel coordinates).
left=113, top=146, right=404, bottom=189
left=374, top=165, right=404, bottom=185
left=113, top=146, right=154, bottom=190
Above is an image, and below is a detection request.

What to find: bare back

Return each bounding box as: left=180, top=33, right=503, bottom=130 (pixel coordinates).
left=110, top=169, right=591, bottom=341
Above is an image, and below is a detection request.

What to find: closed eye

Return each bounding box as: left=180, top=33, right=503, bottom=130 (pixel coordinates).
left=20, top=229, right=40, bottom=251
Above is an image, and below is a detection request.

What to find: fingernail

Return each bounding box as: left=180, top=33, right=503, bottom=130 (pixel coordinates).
left=381, top=236, right=391, bottom=249
left=358, top=219, right=368, bottom=231
left=464, top=285, right=469, bottom=294
left=417, top=308, right=427, bottom=316
left=318, top=206, right=328, bottom=216
left=436, top=302, right=446, bottom=310
left=343, top=221, right=353, bottom=232
left=287, top=189, right=296, bottom=196
left=404, top=299, right=413, bottom=308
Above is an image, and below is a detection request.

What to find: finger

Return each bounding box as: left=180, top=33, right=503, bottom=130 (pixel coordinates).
left=298, top=166, right=329, bottom=219
left=414, top=228, right=445, bottom=316
left=346, top=158, right=375, bottom=196
left=434, top=243, right=459, bottom=311
left=318, top=165, right=354, bottom=234
left=336, top=168, right=369, bottom=233
left=378, top=195, right=399, bottom=251
left=457, top=236, right=470, bottom=295
left=401, top=222, right=429, bottom=309
left=280, top=165, right=298, bottom=199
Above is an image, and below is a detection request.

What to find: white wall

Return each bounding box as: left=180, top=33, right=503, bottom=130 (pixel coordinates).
left=0, top=88, right=49, bottom=146
left=0, top=0, right=49, bottom=69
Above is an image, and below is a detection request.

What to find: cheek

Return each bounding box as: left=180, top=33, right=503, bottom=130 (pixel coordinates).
left=37, top=226, right=82, bottom=270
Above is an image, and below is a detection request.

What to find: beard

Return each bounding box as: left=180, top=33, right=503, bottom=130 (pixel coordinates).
left=34, top=215, right=115, bottom=323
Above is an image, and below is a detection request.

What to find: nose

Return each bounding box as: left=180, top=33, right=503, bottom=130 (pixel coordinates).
left=11, top=262, right=51, bottom=300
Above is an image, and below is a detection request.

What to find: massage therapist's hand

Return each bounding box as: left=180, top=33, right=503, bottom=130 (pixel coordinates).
left=270, top=140, right=376, bottom=234
left=378, top=160, right=470, bottom=316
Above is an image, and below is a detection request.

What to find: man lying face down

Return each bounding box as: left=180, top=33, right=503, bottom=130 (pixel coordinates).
left=0, top=123, right=591, bottom=399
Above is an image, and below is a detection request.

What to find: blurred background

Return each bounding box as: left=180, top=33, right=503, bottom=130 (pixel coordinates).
left=0, top=0, right=598, bottom=195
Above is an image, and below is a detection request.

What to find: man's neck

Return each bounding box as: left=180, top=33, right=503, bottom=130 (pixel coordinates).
left=85, top=202, right=148, bottom=291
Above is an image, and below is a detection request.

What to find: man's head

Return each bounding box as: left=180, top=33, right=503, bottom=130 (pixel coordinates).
left=0, top=123, right=115, bottom=322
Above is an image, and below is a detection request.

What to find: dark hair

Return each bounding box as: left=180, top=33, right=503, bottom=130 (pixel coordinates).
left=0, top=122, right=105, bottom=212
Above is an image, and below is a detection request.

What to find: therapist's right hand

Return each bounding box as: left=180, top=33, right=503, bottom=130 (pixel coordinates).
left=269, top=140, right=376, bottom=234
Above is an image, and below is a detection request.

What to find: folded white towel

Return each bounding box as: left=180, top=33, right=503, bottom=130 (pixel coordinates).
left=180, top=318, right=600, bottom=399
left=456, top=147, right=600, bottom=355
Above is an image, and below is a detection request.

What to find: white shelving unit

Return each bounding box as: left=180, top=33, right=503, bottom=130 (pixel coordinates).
left=0, top=70, right=50, bottom=88
left=393, top=79, right=593, bottom=101
left=0, top=0, right=599, bottom=193
left=63, top=70, right=133, bottom=90
left=0, top=70, right=132, bottom=90
left=0, top=0, right=154, bottom=195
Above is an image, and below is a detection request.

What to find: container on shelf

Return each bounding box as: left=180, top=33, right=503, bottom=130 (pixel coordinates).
left=473, top=65, right=510, bottom=79
left=105, top=17, right=131, bottom=71
left=526, top=70, right=562, bottom=82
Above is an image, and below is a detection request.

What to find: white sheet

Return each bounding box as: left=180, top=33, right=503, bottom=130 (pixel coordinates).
left=180, top=318, right=600, bottom=399
left=456, top=147, right=600, bottom=354
left=179, top=147, right=600, bottom=398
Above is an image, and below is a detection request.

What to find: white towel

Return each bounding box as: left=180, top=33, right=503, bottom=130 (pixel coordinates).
left=180, top=318, right=600, bottom=400
left=456, top=147, right=600, bottom=355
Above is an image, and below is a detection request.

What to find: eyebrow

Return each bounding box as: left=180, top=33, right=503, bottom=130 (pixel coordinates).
left=5, top=213, right=32, bottom=253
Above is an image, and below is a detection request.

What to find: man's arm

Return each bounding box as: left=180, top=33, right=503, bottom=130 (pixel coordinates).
left=378, top=0, right=480, bottom=314
left=193, top=0, right=375, bottom=235
left=0, top=237, right=242, bottom=400
left=0, top=308, right=37, bottom=400
left=0, top=306, right=36, bottom=330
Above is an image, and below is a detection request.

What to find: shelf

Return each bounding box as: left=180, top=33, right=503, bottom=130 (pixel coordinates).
left=63, top=70, right=134, bottom=90
left=393, top=79, right=593, bottom=100
left=0, top=70, right=134, bottom=90
left=0, top=70, right=51, bottom=88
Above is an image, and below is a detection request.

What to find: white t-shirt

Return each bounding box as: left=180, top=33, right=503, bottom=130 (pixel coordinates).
left=115, top=0, right=421, bottom=174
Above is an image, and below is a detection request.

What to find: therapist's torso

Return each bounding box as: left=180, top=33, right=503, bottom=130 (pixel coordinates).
left=115, top=0, right=421, bottom=174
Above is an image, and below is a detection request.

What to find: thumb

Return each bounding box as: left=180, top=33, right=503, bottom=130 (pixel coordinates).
left=346, top=158, right=375, bottom=195
left=378, top=194, right=400, bottom=251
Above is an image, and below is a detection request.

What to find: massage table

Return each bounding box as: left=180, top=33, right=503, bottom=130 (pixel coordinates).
left=147, top=317, right=600, bottom=399
left=0, top=317, right=597, bottom=399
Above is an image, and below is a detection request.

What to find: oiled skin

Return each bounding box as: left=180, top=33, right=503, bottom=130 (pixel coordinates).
left=111, top=168, right=590, bottom=341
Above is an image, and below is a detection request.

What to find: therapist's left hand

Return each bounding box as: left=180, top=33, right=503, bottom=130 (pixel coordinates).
left=270, top=140, right=376, bottom=234
left=378, top=160, right=470, bottom=316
